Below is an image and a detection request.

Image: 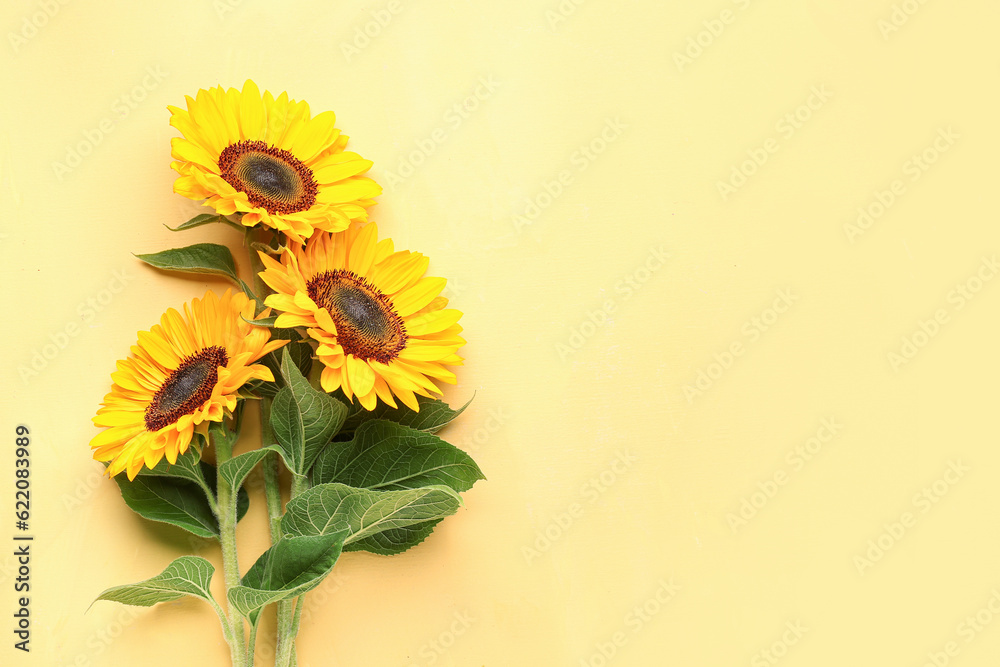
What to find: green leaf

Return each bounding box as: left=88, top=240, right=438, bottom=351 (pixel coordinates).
left=285, top=339, right=314, bottom=382
left=164, top=213, right=234, bottom=232
left=240, top=279, right=264, bottom=312
left=341, top=395, right=471, bottom=435
left=281, top=349, right=348, bottom=471
left=281, top=483, right=462, bottom=548
left=201, top=460, right=251, bottom=525
left=136, top=445, right=204, bottom=485
left=228, top=531, right=347, bottom=623
left=236, top=484, right=250, bottom=523
left=269, top=349, right=347, bottom=474
left=252, top=329, right=313, bottom=398
left=135, top=243, right=240, bottom=284
left=271, top=387, right=305, bottom=474
left=93, top=556, right=216, bottom=607
left=219, top=446, right=284, bottom=495
left=242, top=314, right=278, bottom=327
left=114, top=461, right=249, bottom=538
left=114, top=474, right=220, bottom=539
left=344, top=519, right=443, bottom=556
left=311, top=420, right=485, bottom=493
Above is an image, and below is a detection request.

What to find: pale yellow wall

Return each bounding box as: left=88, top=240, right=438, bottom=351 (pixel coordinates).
left=3, top=0, right=1000, bottom=665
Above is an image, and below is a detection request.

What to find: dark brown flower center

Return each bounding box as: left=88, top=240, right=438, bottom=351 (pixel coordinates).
left=307, top=270, right=407, bottom=363
left=218, top=140, right=317, bottom=214
left=144, top=346, right=228, bottom=431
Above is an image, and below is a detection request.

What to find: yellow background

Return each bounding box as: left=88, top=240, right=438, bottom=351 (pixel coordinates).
left=2, top=0, right=1000, bottom=665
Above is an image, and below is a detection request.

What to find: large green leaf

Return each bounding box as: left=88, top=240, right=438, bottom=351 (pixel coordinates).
left=281, top=350, right=347, bottom=471
left=344, top=520, right=443, bottom=556
left=311, top=420, right=485, bottom=493
left=269, top=349, right=347, bottom=474
left=340, top=395, right=471, bottom=435
left=271, top=386, right=305, bottom=473
left=114, top=473, right=220, bottom=539
left=227, top=531, right=347, bottom=623
left=135, top=243, right=240, bottom=284
left=136, top=445, right=204, bottom=485
left=115, top=462, right=249, bottom=538
left=281, top=483, right=462, bottom=547
left=218, top=446, right=284, bottom=495
left=93, top=556, right=216, bottom=607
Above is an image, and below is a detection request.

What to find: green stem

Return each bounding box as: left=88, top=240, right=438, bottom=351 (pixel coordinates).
left=247, top=226, right=273, bottom=301
left=251, top=227, right=308, bottom=666
left=248, top=228, right=282, bottom=541
left=290, top=473, right=310, bottom=498
left=260, top=397, right=283, bottom=544
left=274, top=474, right=311, bottom=667
left=196, top=475, right=218, bottom=517
left=290, top=595, right=306, bottom=643
left=246, top=619, right=259, bottom=667
left=207, top=596, right=236, bottom=649
left=274, top=598, right=295, bottom=667
left=284, top=586, right=307, bottom=663
left=249, top=226, right=314, bottom=667
left=214, top=431, right=247, bottom=667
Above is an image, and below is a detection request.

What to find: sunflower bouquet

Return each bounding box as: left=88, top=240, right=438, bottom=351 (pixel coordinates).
left=88, top=81, right=483, bottom=666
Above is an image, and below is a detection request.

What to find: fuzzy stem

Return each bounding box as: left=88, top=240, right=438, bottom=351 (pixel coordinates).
left=273, top=474, right=311, bottom=667
left=213, top=431, right=247, bottom=666
left=260, top=397, right=283, bottom=544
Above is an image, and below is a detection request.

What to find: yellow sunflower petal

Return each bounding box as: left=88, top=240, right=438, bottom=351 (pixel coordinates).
left=345, top=356, right=376, bottom=398
left=238, top=79, right=265, bottom=139
left=90, top=288, right=284, bottom=478
left=405, top=309, right=464, bottom=337
left=258, top=227, right=464, bottom=411
left=347, top=222, right=378, bottom=276
left=169, top=82, right=379, bottom=239
left=393, top=277, right=447, bottom=317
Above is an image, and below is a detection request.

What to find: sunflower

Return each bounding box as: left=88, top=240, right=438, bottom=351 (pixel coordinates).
left=258, top=224, right=465, bottom=411
left=91, top=290, right=286, bottom=480
left=168, top=80, right=382, bottom=244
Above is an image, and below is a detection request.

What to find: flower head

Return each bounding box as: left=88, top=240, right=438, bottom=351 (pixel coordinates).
left=169, top=80, right=381, bottom=243
left=259, top=224, right=464, bottom=411
left=91, top=289, right=286, bottom=479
